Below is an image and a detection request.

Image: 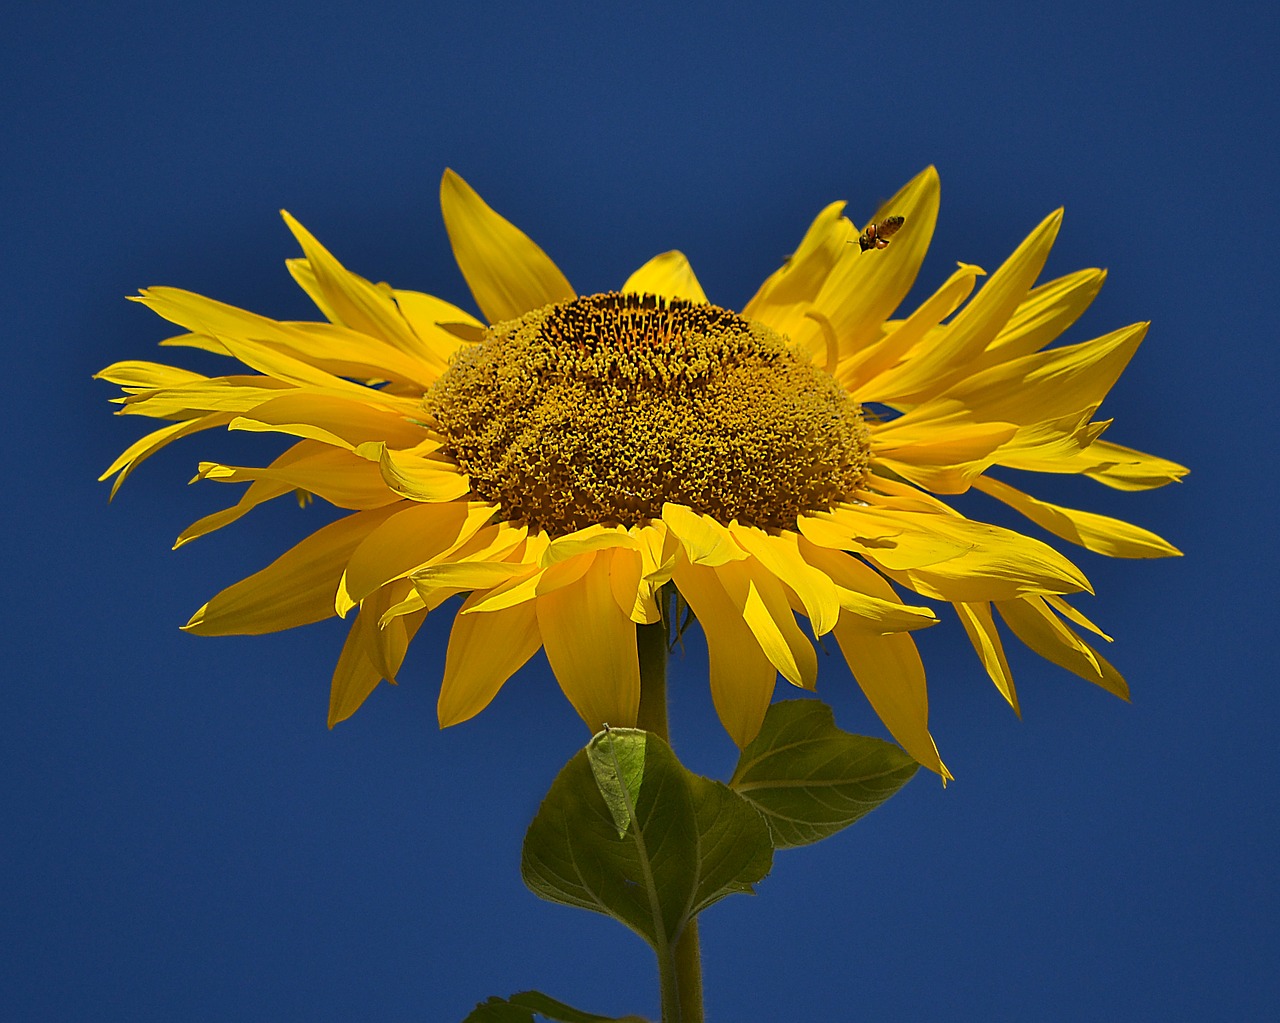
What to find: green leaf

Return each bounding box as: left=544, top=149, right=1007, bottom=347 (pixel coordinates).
left=463, top=995, right=533, bottom=1023
left=522, top=729, right=772, bottom=954
left=587, top=727, right=647, bottom=837
left=729, top=699, right=919, bottom=848
left=462, top=990, right=649, bottom=1022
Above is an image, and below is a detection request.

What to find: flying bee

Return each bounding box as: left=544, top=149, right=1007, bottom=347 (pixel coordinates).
left=857, top=215, right=905, bottom=252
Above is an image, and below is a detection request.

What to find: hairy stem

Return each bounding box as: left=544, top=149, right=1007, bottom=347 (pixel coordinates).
left=637, top=607, right=704, bottom=1023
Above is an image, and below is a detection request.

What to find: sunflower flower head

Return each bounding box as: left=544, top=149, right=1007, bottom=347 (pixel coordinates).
left=428, top=292, right=871, bottom=533
left=97, top=167, right=1186, bottom=781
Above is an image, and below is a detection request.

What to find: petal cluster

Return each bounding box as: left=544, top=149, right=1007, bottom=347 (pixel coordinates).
left=98, top=168, right=1185, bottom=778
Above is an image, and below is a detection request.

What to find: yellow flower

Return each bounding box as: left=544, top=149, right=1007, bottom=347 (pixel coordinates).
left=98, top=168, right=1185, bottom=779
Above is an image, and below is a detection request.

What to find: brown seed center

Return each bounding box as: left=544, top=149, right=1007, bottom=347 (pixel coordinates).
left=425, top=292, right=870, bottom=533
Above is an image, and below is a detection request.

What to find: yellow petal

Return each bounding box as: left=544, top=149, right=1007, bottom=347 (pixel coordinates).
left=276, top=321, right=441, bottom=389
left=542, top=523, right=638, bottom=565
left=862, top=210, right=1063, bottom=404
left=620, top=522, right=676, bottom=624
left=391, top=288, right=485, bottom=373
left=607, top=545, right=654, bottom=624
left=124, top=288, right=268, bottom=351
left=157, top=330, right=228, bottom=356
left=278, top=214, right=430, bottom=360
left=329, top=612, right=386, bottom=727
left=433, top=320, right=486, bottom=343
left=184, top=504, right=402, bottom=636
left=229, top=392, right=429, bottom=449
left=438, top=597, right=542, bottom=727
left=196, top=446, right=398, bottom=510
left=996, top=596, right=1129, bottom=700
left=798, top=506, right=972, bottom=571
left=337, top=501, right=494, bottom=614
left=933, top=322, right=1147, bottom=427
left=987, top=409, right=1109, bottom=470
left=880, top=327, right=1141, bottom=476
left=96, top=358, right=209, bottom=389
left=462, top=544, right=592, bottom=613
left=828, top=614, right=950, bottom=780
left=871, top=407, right=1017, bottom=460
left=177, top=441, right=328, bottom=550
left=869, top=514, right=1093, bottom=603
left=114, top=376, right=294, bottom=419
left=1059, top=440, right=1189, bottom=491
left=360, top=580, right=421, bottom=684
left=536, top=552, right=640, bottom=731
left=137, top=285, right=440, bottom=389
left=742, top=200, right=853, bottom=337
left=840, top=263, right=982, bottom=397
left=672, top=558, right=777, bottom=747
left=193, top=327, right=384, bottom=399
left=870, top=413, right=1019, bottom=495
left=661, top=503, right=749, bottom=566
left=285, top=256, right=340, bottom=324
left=378, top=587, right=429, bottom=628
left=327, top=580, right=426, bottom=727
left=714, top=559, right=817, bottom=690
left=728, top=526, right=842, bottom=636
left=414, top=529, right=530, bottom=611
left=875, top=409, right=1108, bottom=487
left=439, top=169, right=575, bottom=324
left=99, top=413, right=234, bottom=499
left=621, top=251, right=708, bottom=303
left=796, top=540, right=939, bottom=633
left=356, top=442, right=471, bottom=503
left=800, top=167, right=941, bottom=363
left=635, top=521, right=677, bottom=582
left=974, top=475, right=1181, bottom=558
left=982, top=267, right=1107, bottom=361
left=411, top=560, right=536, bottom=606
left=954, top=601, right=1019, bottom=714
left=433, top=517, right=530, bottom=566
left=1044, top=594, right=1113, bottom=642
left=936, top=208, right=1063, bottom=343
left=176, top=475, right=294, bottom=548
left=867, top=460, right=991, bottom=499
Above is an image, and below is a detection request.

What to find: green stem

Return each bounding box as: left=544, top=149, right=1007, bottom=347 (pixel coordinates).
left=655, top=943, right=681, bottom=1023
left=672, top=921, right=703, bottom=1023
left=635, top=618, right=670, bottom=737
left=637, top=609, right=705, bottom=1023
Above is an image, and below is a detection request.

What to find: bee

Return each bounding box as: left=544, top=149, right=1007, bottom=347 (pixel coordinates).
left=857, top=215, right=905, bottom=252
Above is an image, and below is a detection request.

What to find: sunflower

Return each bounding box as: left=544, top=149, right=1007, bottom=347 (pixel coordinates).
left=97, top=168, right=1185, bottom=778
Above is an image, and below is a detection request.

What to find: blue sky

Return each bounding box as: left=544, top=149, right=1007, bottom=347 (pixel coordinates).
left=5, top=2, right=1276, bottom=1019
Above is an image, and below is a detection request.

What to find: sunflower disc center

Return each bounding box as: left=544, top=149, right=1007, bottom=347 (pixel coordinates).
left=425, top=292, right=870, bottom=533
